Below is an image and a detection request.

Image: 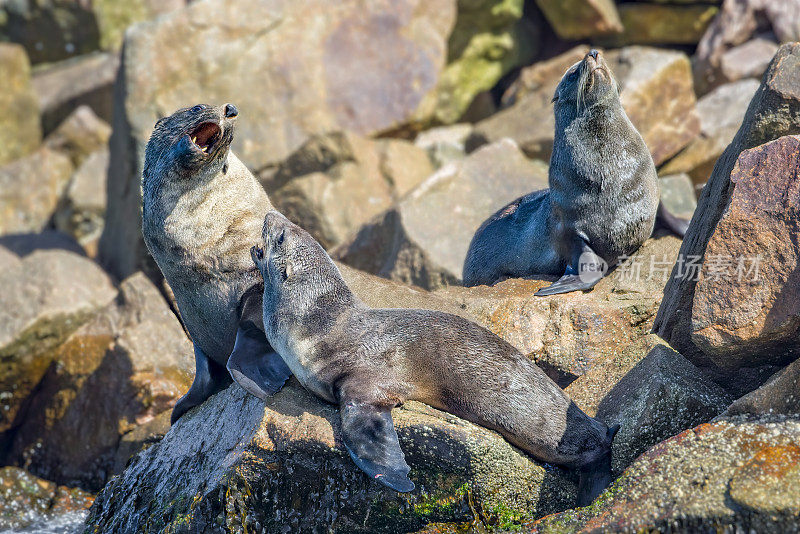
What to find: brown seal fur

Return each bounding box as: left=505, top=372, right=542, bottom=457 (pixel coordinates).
left=252, top=210, right=618, bottom=505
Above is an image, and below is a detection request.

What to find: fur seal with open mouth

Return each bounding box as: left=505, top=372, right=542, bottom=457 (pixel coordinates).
left=251, top=210, right=618, bottom=505
left=142, top=103, right=292, bottom=424
left=463, top=49, right=687, bottom=294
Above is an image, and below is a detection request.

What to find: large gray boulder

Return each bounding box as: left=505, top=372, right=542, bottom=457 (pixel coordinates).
left=333, top=139, right=548, bottom=289
left=99, top=0, right=458, bottom=280
left=84, top=384, right=574, bottom=533
left=266, top=132, right=433, bottom=250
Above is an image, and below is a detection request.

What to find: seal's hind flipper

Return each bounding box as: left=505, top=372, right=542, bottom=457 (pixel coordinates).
left=536, top=239, right=606, bottom=296
left=172, top=345, right=232, bottom=425
left=340, top=399, right=414, bottom=492
left=536, top=274, right=600, bottom=296
left=654, top=201, right=690, bottom=238
left=227, top=324, right=292, bottom=400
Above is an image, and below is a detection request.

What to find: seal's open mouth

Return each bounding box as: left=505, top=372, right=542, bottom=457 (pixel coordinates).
left=188, top=122, right=222, bottom=154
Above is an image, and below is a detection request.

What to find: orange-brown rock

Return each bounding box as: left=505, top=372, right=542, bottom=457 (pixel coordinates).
left=655, top=43, right=800, bottom=375
left=528, top=416, right=800, bottom=533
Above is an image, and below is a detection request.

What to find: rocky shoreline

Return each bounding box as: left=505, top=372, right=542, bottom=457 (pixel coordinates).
left=0, top=0, right=798, bottom=532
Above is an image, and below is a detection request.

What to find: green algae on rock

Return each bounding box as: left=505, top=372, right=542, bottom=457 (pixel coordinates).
left=85, top=385, right=574, bottom=533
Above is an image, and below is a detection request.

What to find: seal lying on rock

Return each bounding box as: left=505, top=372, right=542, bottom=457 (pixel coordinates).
left=142, top=104, right=292, bottom=424
left=462, top=49, right=688, bottom=294
left=251, top=210, right=618, bottom=505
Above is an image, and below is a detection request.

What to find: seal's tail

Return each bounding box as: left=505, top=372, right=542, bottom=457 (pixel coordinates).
left=576, top=423, right=620, bottom=507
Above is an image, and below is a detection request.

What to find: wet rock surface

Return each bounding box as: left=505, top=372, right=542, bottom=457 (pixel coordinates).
left=0, top=466, right=92, bottom=531
left=0, top=247, right=116, bottom=436
left=85, top=385, right=574, bottom=533
left=528, top=416, right=800, bottom=533
left=1, top=273, right=193, bottom=492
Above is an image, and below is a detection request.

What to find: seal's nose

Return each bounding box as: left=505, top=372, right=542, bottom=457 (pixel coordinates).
left=588, top=49, right=599, bottom=60
left=224, top=103, right=238, bottom=118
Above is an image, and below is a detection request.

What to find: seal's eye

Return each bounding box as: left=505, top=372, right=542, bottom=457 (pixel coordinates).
left=255, top=247, right=264, bottom=260
left=276, top=229, right=285, bottom=246
left=190, top=105, right=204, bottom=113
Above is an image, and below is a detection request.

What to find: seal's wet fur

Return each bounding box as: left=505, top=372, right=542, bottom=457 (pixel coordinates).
left=252, top=211, right=617, bottom=504
left=463, top=50, right=664, bottom=294
left=143, top=104, right=291, bottom=424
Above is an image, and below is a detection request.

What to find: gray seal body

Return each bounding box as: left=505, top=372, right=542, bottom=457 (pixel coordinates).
left=251, top=211, right=617, bottom=505
left=463, top=50, right=683, bottom=295
left=142, top=104, right=292, bottom=424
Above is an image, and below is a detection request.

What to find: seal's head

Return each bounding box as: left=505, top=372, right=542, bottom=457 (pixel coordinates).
left=552, top=49, right=617, bottom=113
left=143, top=103, right=239, bottom=185
left=251, top=211, right=353, bottom=310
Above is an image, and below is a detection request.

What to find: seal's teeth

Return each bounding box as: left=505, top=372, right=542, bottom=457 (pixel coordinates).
left=192, top=136, right=197, bottom=144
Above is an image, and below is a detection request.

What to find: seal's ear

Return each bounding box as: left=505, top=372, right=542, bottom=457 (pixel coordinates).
left=551, top=89, right=559, bottom=103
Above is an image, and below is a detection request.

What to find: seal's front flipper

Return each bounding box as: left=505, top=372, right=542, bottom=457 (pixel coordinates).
left=227, top=325, right=292, bottom=400
left=536, top=241, right=606, bottom=296
left=172, top=345, right=232, bottom=425
left=654, top=202, right=690, bottom=238
left=340, top=398, right=414, bottom=492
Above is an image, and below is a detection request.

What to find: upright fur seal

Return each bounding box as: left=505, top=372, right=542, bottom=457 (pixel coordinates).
left=463, top=49, right=687, bottom=294
left=142, top=104, right=292, bottom=424
left=251, top=210, right=618, bottom=505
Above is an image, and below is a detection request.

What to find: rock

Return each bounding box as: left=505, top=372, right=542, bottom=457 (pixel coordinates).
left=32, top=51, right=119, bottom=135
left=435, top=236, right=682, bottom=387
left=53, top=148, right=109, bottom=254
left=0, top=147, right=74, bottom=235
left=43, top=105, right=112, bottom=167
left=267, top=132, right=433, bottom=250
left=85, top=384, right=574, bottom=533
left=693, top=0, right=800, bottom=95
left=655, top=44, right=800, bottom=374
left=466, top=91, right=556, bottom=160
left=338, top=263, right=472, bottom=320
left=99, top=0, right=457, bottom=280
left=528, top=416, right=800, bottom=532
left=606, top=46, right=701, bottom=166
left=715, top=36, right=780, bottom=88
left=0, top=466, right=93, bottom=532
left=660, top=78, right=761, bottom=187
left=0, top=230, right=85, bottom=258
left=566, top=335, right=731, bottom=473
left=689, top=136, right=800, bottom=371
left=500, top=45, right=590, bottom=108
left=2, top=273, right=193, bottom=491
left=0, top=0, right=188, bottom=64
left=724, top=357, right=800, bottom=417
left=431, top=0, right=538, bottom=124
left=603, top=3, right=718, bottom=46
left=0, top=248, right=116, bottom=437
left=469, top=47, right=589, bottom=161
left=111, top=411, right=171, bottom=476
left=659, top=173, right=697, bottom=220
left=414, top=123, right=473, bottom=169
left=0, top=44, right=41, bottom=166
left=534, top=0, right=622, bottom=40
left=471, top=46, right=701, bottom=165
left=333, top=139, right=548, bottom=289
